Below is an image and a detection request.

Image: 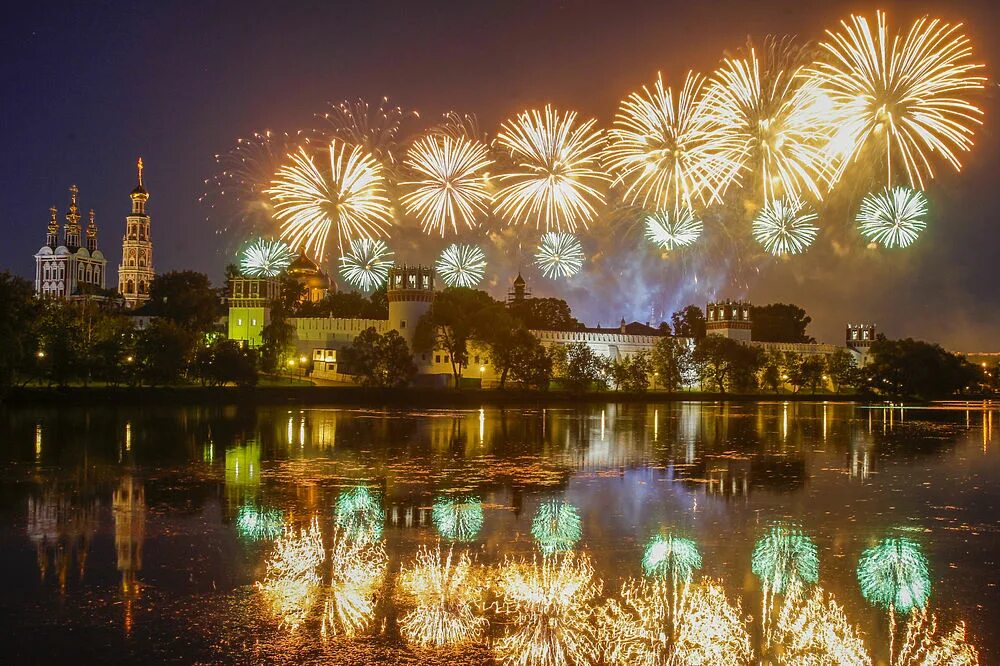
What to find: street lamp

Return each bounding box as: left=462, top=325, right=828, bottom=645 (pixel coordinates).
left=36, top=350, right=45, bottom=359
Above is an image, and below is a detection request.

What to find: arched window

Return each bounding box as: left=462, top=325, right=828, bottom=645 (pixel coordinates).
left=126, top=279, right=135, bottom=295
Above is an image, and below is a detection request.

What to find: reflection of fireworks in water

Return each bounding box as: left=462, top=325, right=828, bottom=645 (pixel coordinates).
left=751, top=197, right=820, bottom=255
left=334, top=487, right=385, bottom=544
left=317, top=96, right=418, bottom=165
left=603, top=577, right=753, bottom=666
left=894, top=607, right=979, bottom=666
left=239, top=237, right=295, bottom=277
left=398, top=544, right=488, bottom=648
left=856, top=187, right=927, bottom=249
left=643, top=208, right=703, bottom=251
left=494, top=105, right=607, bottom=233
left=401, top=135, right=493, bottom=237
left=643, top=533, right=702, bottom=581
left=705, top=40, right=836, bottom=204
left=256, top=518, right=325, bottom=630
left=858, top=537, right=930, bottom=615
left=809, top=12, right=984, bottom=189
left=495, top=552, right=602, bottom=666
left=752, top=523, right=820, bottom=644
left=436, top=243, right=487, bottom=288
left=236, top=504, right=284, bottom=541
left=268, top=141, right=393, bottom=262
left=531, top=500, right=583, bottom=554
left=432, top=497, right=485, bottom=542
left=535, top=232, right=585, bottom=280
left=606, top=72, right=732, bottom=210
left=338, top=238, right=394, bottom=291
left=768, top=582, right=871, bottom=665
left=322, top=526, right=387, bottom=639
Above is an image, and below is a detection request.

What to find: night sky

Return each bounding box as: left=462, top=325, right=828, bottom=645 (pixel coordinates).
left=2, top=0, right=998, bottom=348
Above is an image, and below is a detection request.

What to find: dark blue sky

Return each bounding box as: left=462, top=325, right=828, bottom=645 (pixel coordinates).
left=2, top=0, right=998, bottom=348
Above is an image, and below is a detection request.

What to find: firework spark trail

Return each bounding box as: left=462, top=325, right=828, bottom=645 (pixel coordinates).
left=494, top=105, right=607, bottom=232
left=397, top=544, right=489, bottom=648
left=339, top=238, right=394, bottom=291
left=239, top=237, right=296, bottom=277
left=606, top=71, right=734, bottom=210
left=894, top=607, right=979, bottom=666
left=751, top=197, right=820, bottom=255
left=432, top=497, right=485, bottom=543
left=256, top=518, right=325, bottom=630
left=856, top=187, right=928, bottom=248
left=705, top=42, right=838, bottom=205
left=769, top=582, right=872, bottom=665
left=494, top=552, right=602, bottom=666
left=643, top=208, right=704, bottom=251
left=335, top=487, right=385, bottom=545
left=236, top=504, right=284, bottom=541
left=267, top=141, right=393, bottom=262
left=809, top=11, right=985, bottom=189
left=321, top=526, right=387, bottom=639
left=752, top=523, right=820, bottom=645
left=436, top=243, right=487, bottom=288
left=317, top=96, right=418, bottom=165
left=531, top=500, right=583, bottom=553
left=535, top=232, right=585, bottom=280
left=401, top=135, right=493, bottom=236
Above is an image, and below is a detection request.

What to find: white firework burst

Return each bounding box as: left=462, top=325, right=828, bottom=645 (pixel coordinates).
left=535, top=232, right=585, bottom=279
left=435, top=244, right=487, bottom=288
left=240, top=237, right=296, bottom=277
left=339, top=238, right=394, bottom=291
left=857, top=186, right=928, bottom=248
left=752, top=197, right=820, bottom=255
left=644, top=208, right=704, bottom=251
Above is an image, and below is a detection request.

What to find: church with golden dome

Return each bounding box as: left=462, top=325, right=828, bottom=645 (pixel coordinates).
left=33, top=185, right=107, bottom=299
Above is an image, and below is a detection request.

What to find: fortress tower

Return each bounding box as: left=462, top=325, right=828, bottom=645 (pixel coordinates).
left=387, top=265, right=435, bottom=348
left=118, top=158, right=155, bottom=308
left=846, top=323, right=877, bottom=349
left=706, top=299, right=752, bottom=342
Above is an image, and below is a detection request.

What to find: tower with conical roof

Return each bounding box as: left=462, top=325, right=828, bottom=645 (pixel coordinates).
left=118, top=158, right=155, bottom=308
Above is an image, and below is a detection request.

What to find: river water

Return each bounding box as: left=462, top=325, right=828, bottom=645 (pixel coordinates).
left=0, top=401, right=997, bottom=664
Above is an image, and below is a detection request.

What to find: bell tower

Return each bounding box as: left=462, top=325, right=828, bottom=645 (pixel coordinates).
left=118, top=158, right=155, bottom=308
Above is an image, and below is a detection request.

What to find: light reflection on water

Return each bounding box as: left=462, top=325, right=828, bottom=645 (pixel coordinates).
left=2, top=400, right=998, bottom=663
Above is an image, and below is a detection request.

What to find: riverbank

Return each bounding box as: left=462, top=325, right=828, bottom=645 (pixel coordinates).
left=0, top=384, right=869, bottom=407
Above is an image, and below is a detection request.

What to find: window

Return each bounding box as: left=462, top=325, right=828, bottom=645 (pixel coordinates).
left=400, top=320, right=406, bottom=328
left=435, top=355, right=441, bottom=363
left=251, top=319, right=257, bottom=326
left=237, top=319, right=243, bottom=326
left=421, top=354, right=427, bottom=361
left=444, top=355, right=449, bottom=363
left=474, top=355, right=479, bottom=364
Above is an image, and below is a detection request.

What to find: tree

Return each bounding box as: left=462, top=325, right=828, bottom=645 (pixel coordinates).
left=651, top=337, right=694, bottom=391
left=508, top=335, right=553, bottom=390
left=562, top=343, right=609, bottom=392
left=193, top=338, right=258, bottom=386
left=135, top=319, right=195, bottom=385
left=610, top=352, right=652, bottom=392
left=0, top=272, right=41, bottom=394
left=751, top=303, right=814, bottom=343
left=36, top=301, right=85, bottom=387
left=826, top=348, right=857, bottom=394
left=730, top=344, right=764, bottom=392
left=299, top=290, right=387, bottom=319
left=508, top=297, right=582, bottom=331
left=88, top=310, right=136, bottom=386
left=260, top=319, right=295, bottom=373
left=342, top=327, right=416, bottom=387
left=478, top=306, right=521, bottom=388
left=414, top=288, right=498, bottom=388
left=670, top=305, right=706, bottom=339
left=760, top=351, right=784, bottom=394
left=692, top=336, right=744, bottom=393
left=866, top=338, right=979, bottom=400
left=793, top=355, right=826, bottom=394
left=148, top=271, right=219, bottom=333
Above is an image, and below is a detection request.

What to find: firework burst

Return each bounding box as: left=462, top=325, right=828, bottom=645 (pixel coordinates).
left=642, top=533, right=702, bottom=581
left=705, top=41, right=837, bottom=204
left=767, top=582, right=872, bottom=665
left=401, top=135, right=493, bottom=236
left=334, top=486, right=385, bottom=545
left=317, top=96, right=418, bottom=165
left=606, top=72, right=733, bottom=209
left=236, top=504, right=284, bottom=541
left=895, top=607, right=979, bottom=665
left=239, top=237, right=296, bottom=277
left=398, top=544, right=489, bottom=648
left=809, top=11, right=985, bottom=189
left=322, top=526, right=387, bottom=639
left=435, top=243, right=487, bottom=288
left=857, top=537, right=930, bottom=615
left=494, top=105, right=607, bottom=232
left=643, top=208, right=704, bottom=251
left=267, top=140, right=393, bottom=262
left=495, top=552, right=602, bottom=666
left=256, top=518, right=325, bottom=630
left=752, top=197, right=820, bottom=255
left=752, top=523, right=820, bottom=645
left=535, top=232, right=585, bottom=280
left=856, top=186, right=928, bottom=248
left=339, top=238, right=394, bottom=291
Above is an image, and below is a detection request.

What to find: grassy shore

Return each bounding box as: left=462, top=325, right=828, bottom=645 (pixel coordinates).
left=0, top=383, right=866, bottom=407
